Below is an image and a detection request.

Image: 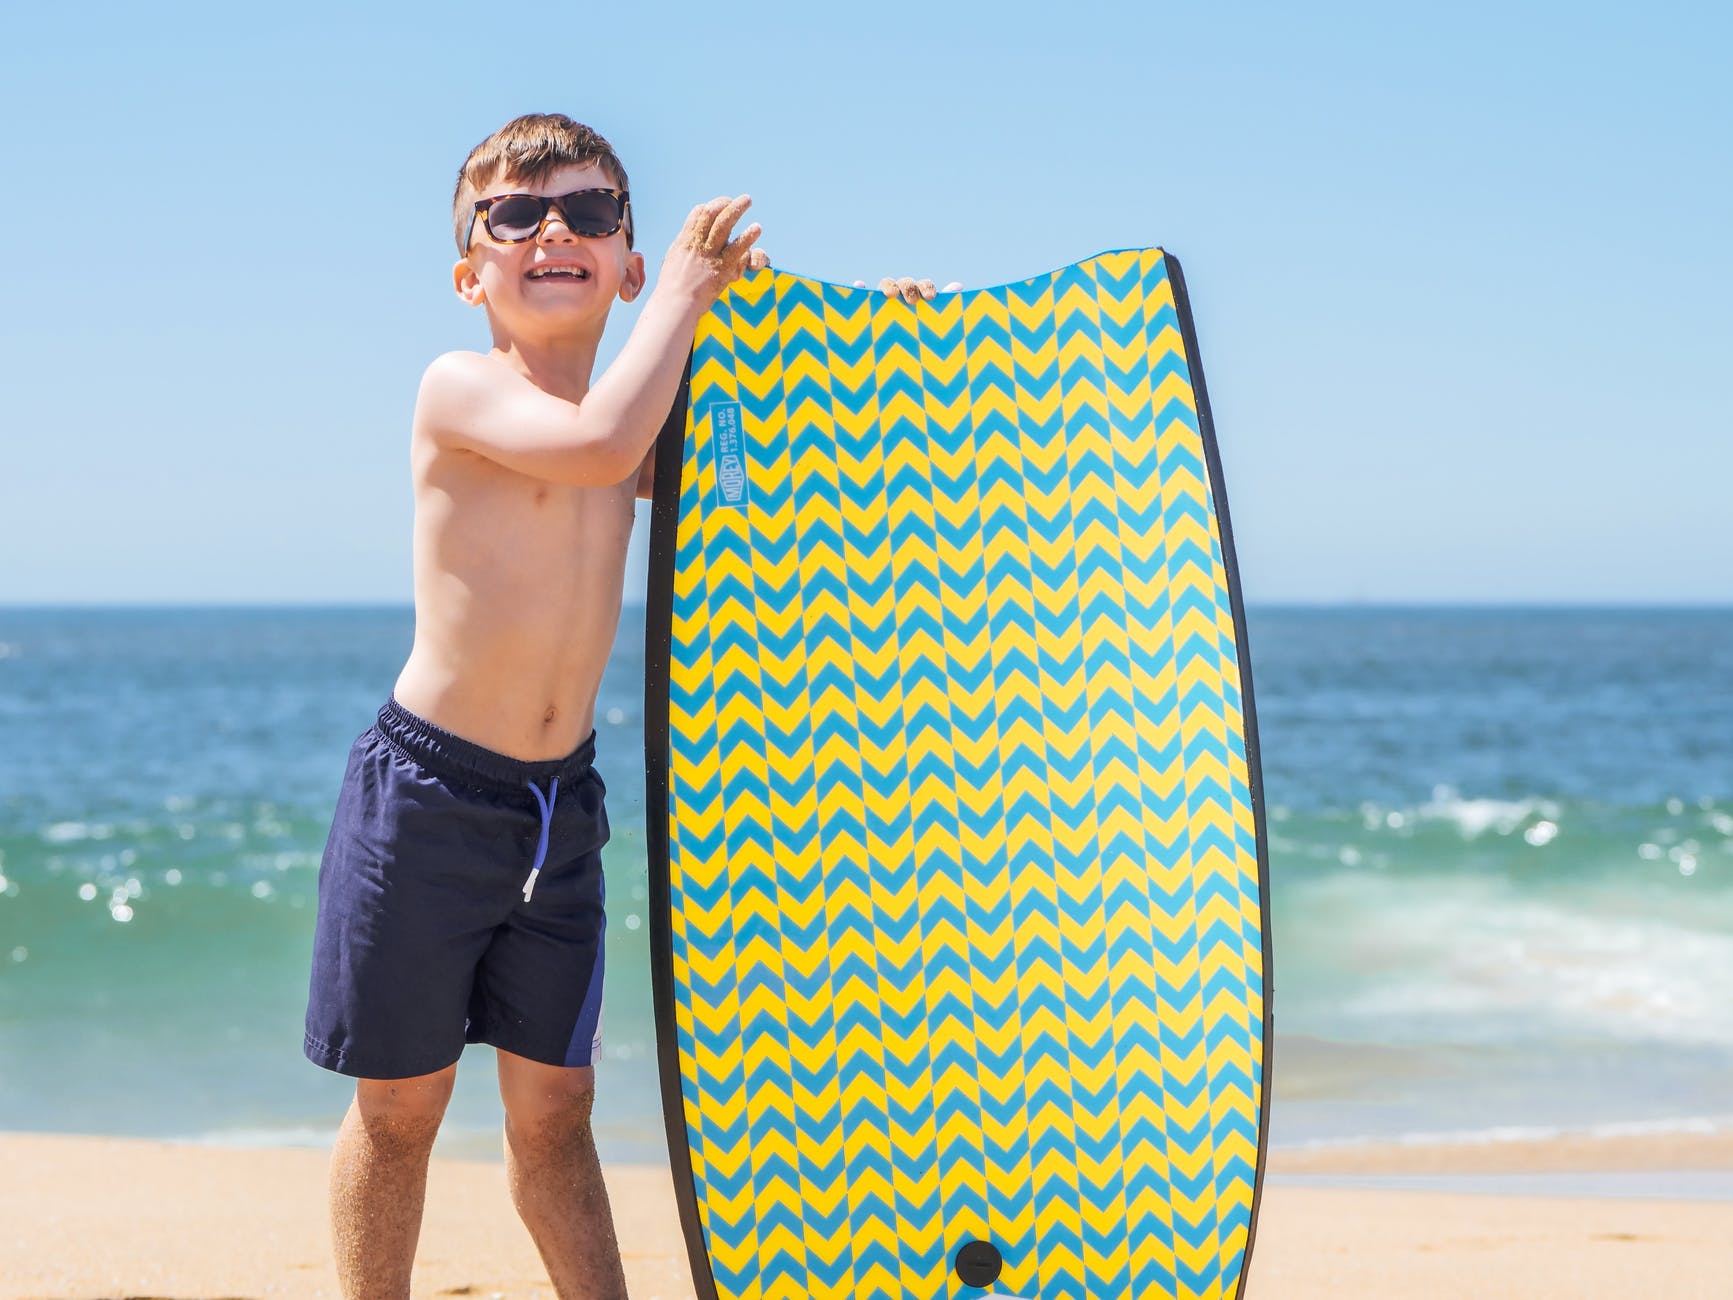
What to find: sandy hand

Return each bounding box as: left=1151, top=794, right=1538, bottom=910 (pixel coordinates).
left=854, top=276, right=965, bottom=304
left=661, top=195, right=770, bottom=307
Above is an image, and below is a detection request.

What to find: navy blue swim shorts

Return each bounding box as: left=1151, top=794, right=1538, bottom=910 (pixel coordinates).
left=304, top=696, right=609, bottom=1080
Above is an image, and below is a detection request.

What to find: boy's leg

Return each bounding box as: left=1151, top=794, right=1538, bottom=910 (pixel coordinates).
left=497, top=1050, right=628, bottom=1300
left=329, top=1065, right=458, bottom=1299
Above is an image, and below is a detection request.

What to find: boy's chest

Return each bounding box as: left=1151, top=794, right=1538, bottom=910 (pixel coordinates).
left=429, top=467, right=637, bottom=566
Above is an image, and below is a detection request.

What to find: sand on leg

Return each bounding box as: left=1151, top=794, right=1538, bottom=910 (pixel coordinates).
left=498, top=1049, right=628, bottom=1300
left=328, top=1064, right=458, bottom=1299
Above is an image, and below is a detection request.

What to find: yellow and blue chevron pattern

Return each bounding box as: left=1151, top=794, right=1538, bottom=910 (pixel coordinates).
left=652, top=249, right=1268, bottom=1300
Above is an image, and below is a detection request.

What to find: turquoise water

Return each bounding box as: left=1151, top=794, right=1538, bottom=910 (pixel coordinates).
left=1, top=606, right=1729, bottom=1162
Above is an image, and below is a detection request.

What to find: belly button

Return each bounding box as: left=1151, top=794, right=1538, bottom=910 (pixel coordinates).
left=543, top=705, right=558, bottom=725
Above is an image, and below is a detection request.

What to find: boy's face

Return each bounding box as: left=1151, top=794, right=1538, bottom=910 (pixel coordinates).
left=452, top=161, right=646, bottom=339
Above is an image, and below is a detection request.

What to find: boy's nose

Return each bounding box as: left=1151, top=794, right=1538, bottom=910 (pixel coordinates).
left=538, top=214, right=578, bottom=244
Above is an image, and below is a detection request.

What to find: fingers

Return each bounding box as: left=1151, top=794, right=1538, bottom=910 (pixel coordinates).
left=873, top=275, right=957, bottom=303
left=705, top=195, right=753, bottom=253
left=724, top=221, right=762, bottom=271
left=708, top=221, right=765, bottom=289
left=682, top=197, right=727, bottom=249
left=666, top=193, right=768, bottom=303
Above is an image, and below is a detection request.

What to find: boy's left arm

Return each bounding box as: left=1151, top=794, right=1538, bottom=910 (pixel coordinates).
left=635, top=447, right=655, bottom=500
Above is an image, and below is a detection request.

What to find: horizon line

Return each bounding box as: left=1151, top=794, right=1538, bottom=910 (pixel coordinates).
left=3, top=599, right=1730, bottom=613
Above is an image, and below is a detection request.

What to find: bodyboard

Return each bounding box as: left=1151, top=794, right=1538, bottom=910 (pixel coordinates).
left=645, top=248, right=1271, bottom=1300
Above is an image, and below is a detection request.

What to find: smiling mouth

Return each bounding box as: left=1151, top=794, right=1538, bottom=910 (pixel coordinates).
left=526, top=267, right=591, bottom=281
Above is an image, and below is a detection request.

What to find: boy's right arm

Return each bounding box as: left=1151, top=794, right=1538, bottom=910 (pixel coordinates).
left=417, top=196, right=766, bottom=487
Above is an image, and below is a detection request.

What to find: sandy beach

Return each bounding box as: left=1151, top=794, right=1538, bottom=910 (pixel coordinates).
left=2, top=1129, right=1728, bottom=1299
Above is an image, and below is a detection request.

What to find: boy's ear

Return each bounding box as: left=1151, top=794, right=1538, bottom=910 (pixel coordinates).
left=453, top=258, right=485, bottom=306
left=618, top=251, right=647, bottom=304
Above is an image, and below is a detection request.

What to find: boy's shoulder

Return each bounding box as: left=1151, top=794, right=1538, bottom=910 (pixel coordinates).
left=419, top=348, right=505, bottom=395
left=408, top=350, right=635, bottom=488
left=413, top=350, right=522, bottom=438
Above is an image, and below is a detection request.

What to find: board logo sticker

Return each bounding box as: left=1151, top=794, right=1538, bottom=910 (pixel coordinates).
left=709, top=401, right=749, bottom=509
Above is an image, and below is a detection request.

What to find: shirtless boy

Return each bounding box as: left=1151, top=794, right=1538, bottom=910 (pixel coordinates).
left=303, top=114, right=947, bottom=1299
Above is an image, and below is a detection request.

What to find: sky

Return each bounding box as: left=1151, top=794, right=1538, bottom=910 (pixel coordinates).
left=2, top=0, right=1728, bottom=606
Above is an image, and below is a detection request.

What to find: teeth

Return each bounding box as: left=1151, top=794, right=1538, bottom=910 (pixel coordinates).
left=529, top=267, right=587, bottom=279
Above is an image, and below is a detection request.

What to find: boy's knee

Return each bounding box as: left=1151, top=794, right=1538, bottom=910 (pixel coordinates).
left=353, top=1064, right=457, bottom=1140
left=500, top=1059, right=596, bottom=1141
left=505, top=1101, right=597, bottom=1160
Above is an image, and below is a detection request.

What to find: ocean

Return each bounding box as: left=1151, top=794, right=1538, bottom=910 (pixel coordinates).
left=1, top=606, right=1729, bottom=1163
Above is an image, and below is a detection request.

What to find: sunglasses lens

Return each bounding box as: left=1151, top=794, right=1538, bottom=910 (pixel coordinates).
left=487, top=195, right=545, bottom=240
left=556, top=191, right=623, bottom=237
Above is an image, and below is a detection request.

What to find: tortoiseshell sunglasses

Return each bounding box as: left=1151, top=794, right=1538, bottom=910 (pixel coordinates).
left=464, top=188, right=632, bottom=251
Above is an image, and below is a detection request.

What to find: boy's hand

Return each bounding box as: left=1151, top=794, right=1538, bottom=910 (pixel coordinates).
left=660, top=195, right=769, bottom=308
left=855, top=276, right=965, bottom=304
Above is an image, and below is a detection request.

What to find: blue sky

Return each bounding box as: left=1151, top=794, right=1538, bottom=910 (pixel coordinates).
left=2, top=0, right=1727, bottom=605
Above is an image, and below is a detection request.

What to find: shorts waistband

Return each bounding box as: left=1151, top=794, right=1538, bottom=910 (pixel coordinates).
left=376, top=696, right=597, bottom=793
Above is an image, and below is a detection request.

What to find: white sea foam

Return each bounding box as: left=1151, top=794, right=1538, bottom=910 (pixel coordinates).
left=41, top=821, right=115, bottom=843
left=1350, top=788, right=1733, bottom=854
left=177, top=1126, right=338, bottom=1149
left=1326, top=875, right=1733, bottom=1047
left=1523, top=819, right=1559, bottom=846
left=1416, top=787, right=1563, bottom=839
left=1274, top=1113, right=1733, bottom=1153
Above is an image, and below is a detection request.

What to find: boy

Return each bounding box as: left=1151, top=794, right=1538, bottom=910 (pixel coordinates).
left=303, top=113, right=945, bottom=1299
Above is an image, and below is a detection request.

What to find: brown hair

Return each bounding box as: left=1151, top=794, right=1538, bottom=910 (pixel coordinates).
left=452, top=113, right=633, bottom=252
